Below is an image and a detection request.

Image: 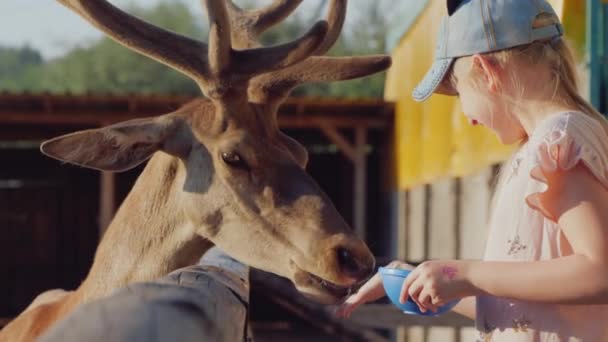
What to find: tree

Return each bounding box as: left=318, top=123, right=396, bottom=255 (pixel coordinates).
left=12, top=1, right=204, bottom=95
left=0, top=46, right=44, bottom=91
left=1, top=0, right=396, bottom=98
left=257, top=0, right=391, bottom=98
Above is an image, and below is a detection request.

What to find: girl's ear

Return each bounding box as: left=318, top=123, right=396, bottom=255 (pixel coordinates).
left=471, top=54, right=500, bottom=93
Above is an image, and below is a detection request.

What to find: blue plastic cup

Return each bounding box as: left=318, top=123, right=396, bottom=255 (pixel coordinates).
left=378, top=267, right=460, bottom=316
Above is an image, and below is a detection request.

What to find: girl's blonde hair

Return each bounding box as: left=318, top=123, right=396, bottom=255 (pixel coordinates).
left=495, top=41, right=608, bottom=135
left=447, top=13, right=608, bottom=211
left=448, top=13, right=608, bottom=135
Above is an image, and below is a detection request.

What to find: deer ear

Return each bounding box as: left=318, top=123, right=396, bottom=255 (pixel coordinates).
left=41, top=115, right=188, bottom=172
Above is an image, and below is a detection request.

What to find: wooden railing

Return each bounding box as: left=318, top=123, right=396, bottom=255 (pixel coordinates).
left=382, top=165, right=500, bottom=342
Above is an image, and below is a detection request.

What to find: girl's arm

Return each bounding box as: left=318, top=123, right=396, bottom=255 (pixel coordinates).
left=335, top=261, right=415, bottom=318
left=451, top=296, right=475, bottom=320
left=465, top=164, right=608, bottom=304
left=402, top=164, right=608, bottom=312
left=466, top=255, right=608, bottom=304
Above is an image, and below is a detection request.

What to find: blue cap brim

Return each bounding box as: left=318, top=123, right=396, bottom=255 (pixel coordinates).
left=412, top=58, right=455, bottom=102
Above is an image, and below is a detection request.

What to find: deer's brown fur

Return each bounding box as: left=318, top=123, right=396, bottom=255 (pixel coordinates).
left=0, top=1, right=391, bottom=341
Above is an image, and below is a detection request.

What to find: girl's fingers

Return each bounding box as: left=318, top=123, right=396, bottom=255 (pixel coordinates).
left=335, top=291, right=364, bottom=318
left=391, top=261, right=416, bottom=271
left=335, top=292, right=364, bottom=318
left=391, top=259, right=416, bottom=303
left=431, top=295, right=445, bottom=309
left=355, top=273, right=386, bottom=303
left=407, top=278, right=424, bottom=311
left=418, top=290, right=441, bottom=313
left=335, top=302, right=356, bottom=318
left=335, top=271, right=387, bottom=319
left=339, top=260, right=423, bottom=318
left=417, top=289, right=432, bottom=313
left=399, top=271, right=418, bottom=304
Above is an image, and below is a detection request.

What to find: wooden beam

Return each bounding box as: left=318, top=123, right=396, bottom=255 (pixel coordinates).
left=251, top=270, right=474, bottom=338
left=460, top=168, right=493, bottom=260
left=251, top=269, right=388, bottom=342
left=279, top=116, right=388, bottom=129
left=353, top=125, right=368, bottom=240
left=39, top=248, right=252, bottom=342
left=319, top=124, right=357, bottom=162
left=396, top=191, right=409, bottom=260
left=98, top=172, right=116, bottom=237
left=429, top=179, right=458, bottom=259
left=0, top=94, right=393, bottom=116
left=346, top=304, right=474, bottom=329
left=0, top=94, right=393, bottom=129
left=394, top=191, right=409, bottom=342
left=0, top=113, right=122, bottom=125
left=318, top=124, right=369, bottom=239
left=0, top=112, right=389, bottom=129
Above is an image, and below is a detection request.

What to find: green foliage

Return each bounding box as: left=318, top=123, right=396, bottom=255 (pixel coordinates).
left=1, top=2, right=202, bottom=95
left=0, top=0, right=391, bottom=98
left=257, top=0, right=390, bottom=98
left=36, top=2, right=203, bottom=95
left=0, top=46, right=44, bottom=91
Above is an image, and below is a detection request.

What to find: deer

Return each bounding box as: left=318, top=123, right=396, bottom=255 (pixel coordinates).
left=0, top=0, right=391, bottom=341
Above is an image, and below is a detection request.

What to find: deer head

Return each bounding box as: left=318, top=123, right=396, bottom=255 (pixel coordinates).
left=41, top=0, right=391, bottom=304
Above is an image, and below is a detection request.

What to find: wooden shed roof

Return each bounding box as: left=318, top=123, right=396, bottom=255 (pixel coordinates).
left=0, top=93, right=394, bottom=129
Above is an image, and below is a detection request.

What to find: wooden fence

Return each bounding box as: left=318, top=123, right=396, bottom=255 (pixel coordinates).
left=352, top=165, right=500, bottom=342
left=252, top=162, right=500, bottom=341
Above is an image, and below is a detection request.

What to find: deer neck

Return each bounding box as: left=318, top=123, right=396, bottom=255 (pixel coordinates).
left=77, top=153, right=213, bottom=302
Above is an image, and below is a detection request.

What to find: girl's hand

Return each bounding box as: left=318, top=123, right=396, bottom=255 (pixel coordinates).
left=401, top=260, right=474, bottom=313
left=334, top=260, right=415, bottom=318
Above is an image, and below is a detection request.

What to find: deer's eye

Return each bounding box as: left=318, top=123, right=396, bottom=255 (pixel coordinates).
left=221, top=152, right=249, bottom=171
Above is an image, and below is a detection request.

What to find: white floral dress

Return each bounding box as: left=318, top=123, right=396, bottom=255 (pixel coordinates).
left=476, top=112, right=608, bottom=342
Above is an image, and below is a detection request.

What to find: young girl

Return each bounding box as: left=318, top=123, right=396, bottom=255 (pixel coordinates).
left=336, top=0, right=608, bottom=340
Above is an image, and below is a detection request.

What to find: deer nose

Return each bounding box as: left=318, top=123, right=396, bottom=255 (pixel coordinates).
left=336, top=247, right=375, bottom=281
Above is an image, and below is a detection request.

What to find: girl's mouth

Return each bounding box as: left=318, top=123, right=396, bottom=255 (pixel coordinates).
left=471, top=119, right=479, bottom=126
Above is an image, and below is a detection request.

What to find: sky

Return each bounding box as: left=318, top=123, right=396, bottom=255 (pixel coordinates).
left=0, top=0, right=209, bottom=59
left=0, top=0, right=411, bottom=60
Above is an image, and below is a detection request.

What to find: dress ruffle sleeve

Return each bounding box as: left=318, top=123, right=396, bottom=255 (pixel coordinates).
left=525, top=113, right=608, bottom=222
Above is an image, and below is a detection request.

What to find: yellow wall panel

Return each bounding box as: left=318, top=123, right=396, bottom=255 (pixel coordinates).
left=385, top=0, right=584, bottom=190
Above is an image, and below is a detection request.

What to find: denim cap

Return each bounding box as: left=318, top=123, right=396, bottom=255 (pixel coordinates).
left=412, top=0, right=564, bottom=102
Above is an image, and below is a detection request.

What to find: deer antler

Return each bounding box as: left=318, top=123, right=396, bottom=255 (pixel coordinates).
left=227, top=0, right=304, bottom=46
left=57, top=0, right=329, bottom=99
left=206, top=0, right=232, bottom=76
left=226, top=0, right=342, bottom=53
left=225, top=0, right=391, bottom=104
left=56, top=0, right=207, bottom=80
